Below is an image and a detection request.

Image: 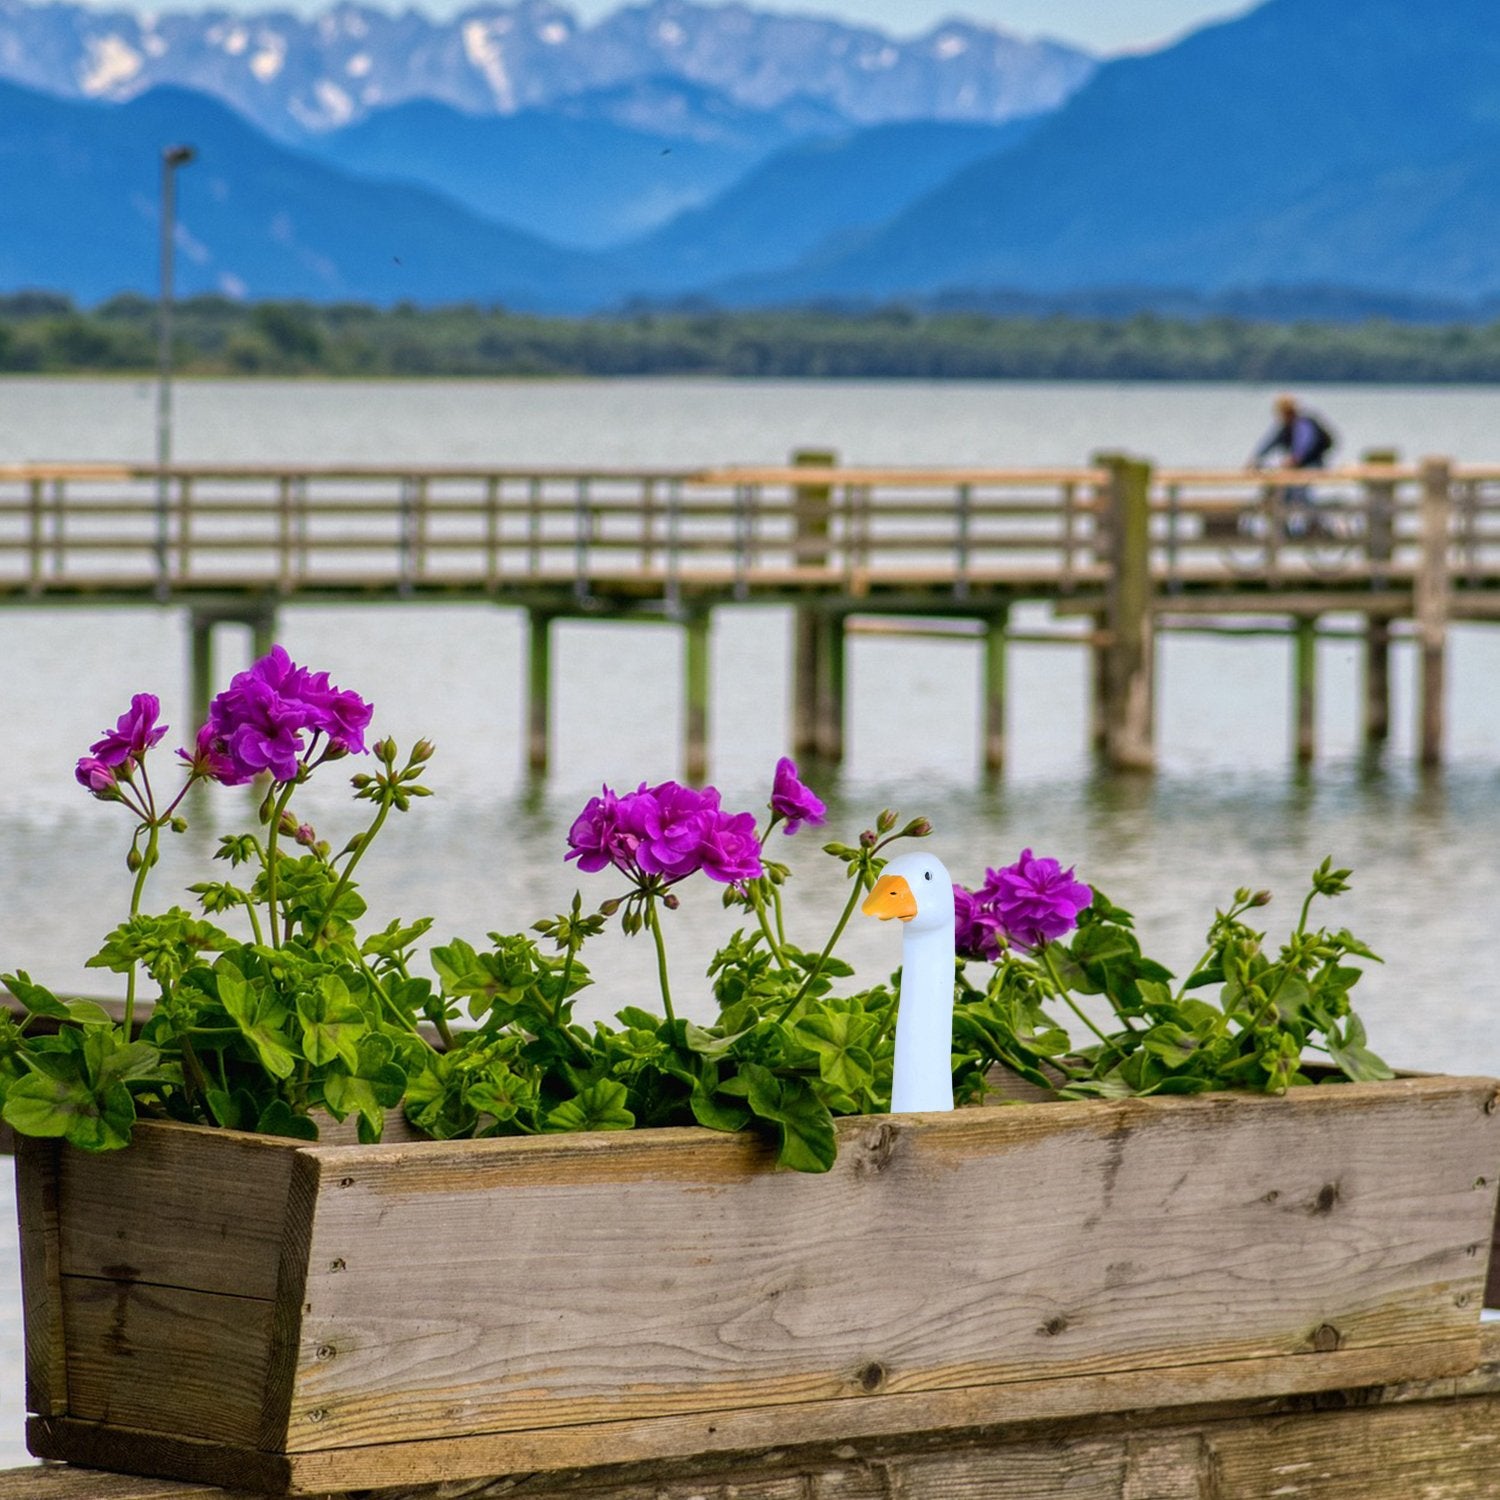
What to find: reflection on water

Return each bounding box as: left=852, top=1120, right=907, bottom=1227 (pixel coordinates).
left=2, top=377, right=1500, bottom=1468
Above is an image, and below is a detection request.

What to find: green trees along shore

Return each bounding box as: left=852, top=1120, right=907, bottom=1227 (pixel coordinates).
left=6, top=293, right=1500, bottom=381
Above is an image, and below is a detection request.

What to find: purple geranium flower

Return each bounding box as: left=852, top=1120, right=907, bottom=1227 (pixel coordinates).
left=634, top=781, right=720, bottom=879
left=954, top=884, right=1004, bottom=962
left=698, top=809, right=765, bottom=884
left=566, top=786, right=640, bottom=874
left=88, top=693, right=167, bottom=769
left=193, top=646, right=372, bottom=785
left=770, top=756, right=826, bottom=836
left=982, top=849, right=1093, bottom=950
left=565, top=779, right=764, bottom=887
left=74, top=755, right=119, bottom=798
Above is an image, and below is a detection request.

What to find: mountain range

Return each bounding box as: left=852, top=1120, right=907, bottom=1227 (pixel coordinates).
left=5, top=0, right=1500, bottom=313
left=0, top=0, right=1095, bottom=138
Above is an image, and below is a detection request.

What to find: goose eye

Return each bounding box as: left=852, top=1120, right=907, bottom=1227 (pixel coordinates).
left=924, top=871, right=932, bottom=880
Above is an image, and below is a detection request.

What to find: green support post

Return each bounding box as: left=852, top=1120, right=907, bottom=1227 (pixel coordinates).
left=685, top=609, right=712, bottom=782
left=791, top=450, right=836, bottom=756
left=1293, top=616, right=1318, bottom=766
left=1097, top=454, right=1156, bottom=771
left=983, top=609, right=1008, bottom=773
left=527, top=611, right=552, bottom=776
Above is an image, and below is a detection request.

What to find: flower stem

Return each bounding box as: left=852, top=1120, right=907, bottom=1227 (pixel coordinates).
left=317, top=798, right=391, bottom=940
left=123, top=820, right=161, bottom=1039
left=645, top=897, right=676, bottom=1024
left=775, top=877, right=866, bottom=1023
left=264, top=782, right=298, bottom=948
left=749, top=883, right=789, bottom=967
left=1041, top=945, right=1115, bottom=1050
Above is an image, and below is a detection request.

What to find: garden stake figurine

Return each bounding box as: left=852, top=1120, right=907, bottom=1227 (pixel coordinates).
left=863, top=851, right=956, bottom=1112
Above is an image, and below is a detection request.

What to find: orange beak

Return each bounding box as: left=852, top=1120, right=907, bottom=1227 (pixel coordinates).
left=862, top=873, right=918, bottom=922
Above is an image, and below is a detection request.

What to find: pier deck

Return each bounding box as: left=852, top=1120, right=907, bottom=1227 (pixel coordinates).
left=3, top=453, right=1495, bottom=772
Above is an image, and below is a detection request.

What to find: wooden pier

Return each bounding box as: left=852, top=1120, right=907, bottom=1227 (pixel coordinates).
left=3, top=450, right=1497, bottom=775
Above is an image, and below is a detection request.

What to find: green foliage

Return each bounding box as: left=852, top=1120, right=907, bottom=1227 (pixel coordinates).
left=9, top=294, right=1500, bottom=382
left=0, top=674, right=1394, bottom=1175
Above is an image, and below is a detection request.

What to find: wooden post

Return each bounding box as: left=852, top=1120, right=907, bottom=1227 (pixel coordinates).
left=189, top=612, right=214, bottom=730
left=983, top=608, right=1008, bottom=773
left=1361, top=449, right=1398, bottom=751
left=1098, top=455, right=1156, bottom=771
left=815, top=611, right=846, bottom=763
left=527, top=611, right=552, bottom=776
left=1293, top=615, right=1318, bottom=766
left=684, top=608, right=711, bottom=782
left=250, top=607, right=276, bottom=662
left=791, top=450, right=835, bottom=756
left=1415, top=457, right=1452, bottom=768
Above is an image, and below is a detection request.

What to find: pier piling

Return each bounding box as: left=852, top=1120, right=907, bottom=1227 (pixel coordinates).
left=684, top=609, right=712, bottom=782
left=1293, top=615, right=1319, bottom=765
left=1416, top=458, right=1453, bottom=768
left=527, top=610, right=552, bottom=775
left=1361, top=451, right=1398, bottom=751
left=815, top=611, right=846, bottom=763
left=1099, top=455, right=1156, bottom=771
left=791, top=450, right=835, bottom=757
left=983, top=610, right=1008, bottom=772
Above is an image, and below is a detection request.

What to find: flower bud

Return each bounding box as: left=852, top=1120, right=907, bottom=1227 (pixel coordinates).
left=169, top=815, right=188, bottom=834
left=1250, top=890, right=1273, bottom=907
left=278, top=810, right=299, bottom=837
left=859, top=829, right=878, bottom=847
left=125, top=847, right=143, bottom=872
left=598, top=898, right=622, bottom=916
left=663, top=892, right=680, bottom=910
left=902, top=818, right=933, bottom=838
left=350, top=773, right=373, bottom=790
left=295, top=823, right=317, bottom=847
left=876, top=809, right=898, bottom=833
left=378, top=738, right=397, bottom=766
left=411, top=739, right=435, bottom=764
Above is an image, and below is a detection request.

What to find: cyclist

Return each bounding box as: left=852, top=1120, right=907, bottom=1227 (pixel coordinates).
left=1248, top=395, right=1338, bottom=537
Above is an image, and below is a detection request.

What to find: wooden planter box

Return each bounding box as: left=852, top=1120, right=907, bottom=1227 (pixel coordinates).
left=17, top=1075, right=1500, bottom=1496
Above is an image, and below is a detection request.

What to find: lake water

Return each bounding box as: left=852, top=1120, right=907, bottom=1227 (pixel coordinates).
left=3, top=376, right=1500, bottom=1468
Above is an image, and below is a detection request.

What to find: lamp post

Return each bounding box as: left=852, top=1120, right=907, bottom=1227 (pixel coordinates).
left=156, top=142, right=196, bottom=593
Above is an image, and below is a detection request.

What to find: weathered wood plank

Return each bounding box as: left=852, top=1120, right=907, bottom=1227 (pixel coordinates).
left=285, top=1080, right=1499, bottom=1454
left=17, top=1138, right=68, bottom=1417
left=61, top=1276, right=276, bottom=1447
left=53, top=1124, right=300, bottom=1299
left=0, top=1470, right=231, bottom=1499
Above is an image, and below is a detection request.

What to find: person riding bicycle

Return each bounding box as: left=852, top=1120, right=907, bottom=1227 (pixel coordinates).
left=1248, top=395, right=1339, bottom=538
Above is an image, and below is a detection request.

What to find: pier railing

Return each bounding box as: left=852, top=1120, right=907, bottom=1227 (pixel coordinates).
left=3, top=459, right=1499, bottom=600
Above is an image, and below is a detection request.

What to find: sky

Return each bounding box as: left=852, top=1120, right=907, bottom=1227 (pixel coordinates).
left=553, top=0, right=1253, bottom=52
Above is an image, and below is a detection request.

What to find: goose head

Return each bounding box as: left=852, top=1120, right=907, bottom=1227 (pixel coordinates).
left=861, top=851, right=955, bottom=935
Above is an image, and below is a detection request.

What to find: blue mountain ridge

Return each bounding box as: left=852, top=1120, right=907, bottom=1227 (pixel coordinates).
left=0, top=79, right=614, bottom=306
left=719, top=0, right=1500, bottom=306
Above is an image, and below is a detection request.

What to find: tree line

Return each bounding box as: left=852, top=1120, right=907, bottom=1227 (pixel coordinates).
left=6, top=292, right=1500, bottom=381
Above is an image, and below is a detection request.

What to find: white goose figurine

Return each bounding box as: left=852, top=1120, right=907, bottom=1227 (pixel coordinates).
left=861, top=851, right=955, bottom=1112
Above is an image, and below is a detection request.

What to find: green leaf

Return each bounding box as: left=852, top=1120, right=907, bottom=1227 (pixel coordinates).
left=1326, top=1014, right=1396, bottom=1083
left=255, top=1098, right=320, bottom=1141
left=742, top=1064, right=837, bottom=1173
left=546, top=1078, right=635, bottom=1133
left=1142, top=1023, right=1201, bottom=1067
left=297, top=973, right=365, bottom=1070
left=217, top=957, right=299, bottom=1080
left=794, top=1010, right=877, bottom=1097
left=2, top=1070, right=135, bottom=1151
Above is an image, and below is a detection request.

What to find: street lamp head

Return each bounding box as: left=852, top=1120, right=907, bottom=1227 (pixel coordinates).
left=163, top=144, right=196, bottom=168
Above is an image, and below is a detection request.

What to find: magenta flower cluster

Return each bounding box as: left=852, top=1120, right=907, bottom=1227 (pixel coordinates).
left=567, top=780, right=765, bottom=886
left=955, top=849, right=1093, bottom=959
left=194, top=646, right=373, bottom=784
left=75, top=693, right=167, bottom=796
left=770, top=756, right=826, bottom=835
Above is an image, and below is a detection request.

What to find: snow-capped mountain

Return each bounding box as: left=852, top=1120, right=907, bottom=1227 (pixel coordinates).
left=0, top=0, right=1096, bottom=140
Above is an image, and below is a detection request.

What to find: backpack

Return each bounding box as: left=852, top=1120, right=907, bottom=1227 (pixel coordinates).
left=1302, top=412, right=1337, bottom=464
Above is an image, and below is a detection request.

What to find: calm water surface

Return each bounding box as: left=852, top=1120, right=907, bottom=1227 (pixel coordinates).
left=3, top=377, right=1500, bottom=1465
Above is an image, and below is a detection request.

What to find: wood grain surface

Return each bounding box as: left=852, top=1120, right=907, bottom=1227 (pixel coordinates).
left=285, top=1079, right=1500, bottom=1453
